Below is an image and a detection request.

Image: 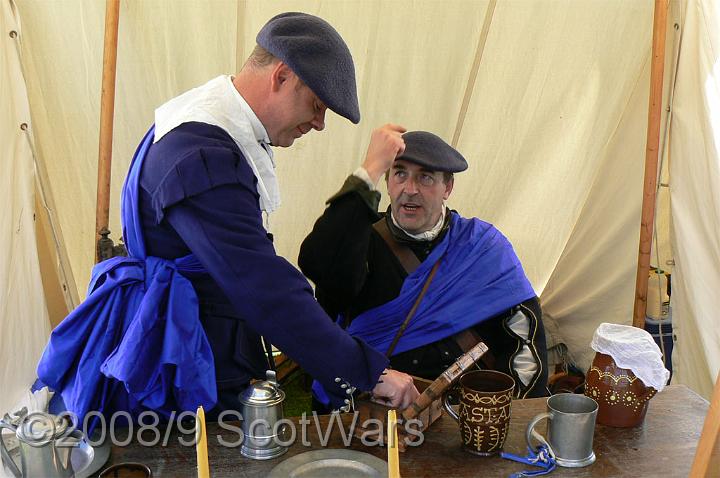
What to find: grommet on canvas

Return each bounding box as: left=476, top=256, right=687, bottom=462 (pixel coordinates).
left=9, top=30, right=17, bottom=38
left=20, top=123, right=28, bottom=131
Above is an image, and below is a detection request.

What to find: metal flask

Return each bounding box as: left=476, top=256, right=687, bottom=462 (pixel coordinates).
left=0, top=409, right=87, bottom=478
left=239, top=370, right=289, bottom=460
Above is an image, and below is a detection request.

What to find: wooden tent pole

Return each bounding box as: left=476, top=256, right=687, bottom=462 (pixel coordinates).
left=690, top=372, right=720, bottom=475
left=94, top=0, right=120, bottom=263
left=633, top=0, right=668, bottom=329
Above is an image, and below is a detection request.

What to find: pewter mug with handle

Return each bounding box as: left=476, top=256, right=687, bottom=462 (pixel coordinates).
left=239, top=370, right=289, bottom=460
left=0, top=409, right=86, bottom=478
left=525, top=393, right=598, bottom=468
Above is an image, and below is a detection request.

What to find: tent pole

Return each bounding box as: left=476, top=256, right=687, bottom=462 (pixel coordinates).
left=633, top=0, right=668, bottom=329
left=690, top=372, right=720, bottom=475
left=94, top=0, right=120, bottom=263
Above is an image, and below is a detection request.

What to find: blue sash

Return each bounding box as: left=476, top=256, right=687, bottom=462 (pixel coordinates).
left=37, top=126, right=216, bottom=422
left=313, top=213, right=535, bottom=405
left=348, top=213, right=536, bottom=354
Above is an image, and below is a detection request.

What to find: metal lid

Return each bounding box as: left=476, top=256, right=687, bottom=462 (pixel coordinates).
left=240, top=370, right=285, bottom=407
left=16, top=412, right=69, bottom=445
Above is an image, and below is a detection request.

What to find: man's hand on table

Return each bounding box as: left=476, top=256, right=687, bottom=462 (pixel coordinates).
left=371, top=369, right=420, bottom=410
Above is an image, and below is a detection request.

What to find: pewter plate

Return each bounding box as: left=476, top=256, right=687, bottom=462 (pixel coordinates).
left=70, top=437, right=96, bottom=475
left=75, top=430, right=111, bottom=478
left=268, top=449, right=388, bottom=478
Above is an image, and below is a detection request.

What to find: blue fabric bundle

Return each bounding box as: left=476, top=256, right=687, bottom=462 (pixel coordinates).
left=37, top=127, right=216, bottom=422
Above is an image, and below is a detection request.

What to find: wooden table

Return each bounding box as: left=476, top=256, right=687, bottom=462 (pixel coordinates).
left=107, top=385, right=708, bottom=477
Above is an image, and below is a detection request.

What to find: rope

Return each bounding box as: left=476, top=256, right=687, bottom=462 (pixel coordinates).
left=501, top=444, right=557, bottom=477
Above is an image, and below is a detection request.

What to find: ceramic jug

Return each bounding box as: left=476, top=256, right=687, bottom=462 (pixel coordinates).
left=585, top=352, right=657, bottom=427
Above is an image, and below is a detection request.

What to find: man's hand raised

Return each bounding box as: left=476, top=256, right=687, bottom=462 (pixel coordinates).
left=370, top=368, right=420, bottom=410
left=362, top=124, right=407, bottom=186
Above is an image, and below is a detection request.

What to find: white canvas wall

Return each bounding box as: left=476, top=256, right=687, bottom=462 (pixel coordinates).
left=0, top=0, right=51, bottom=414
left=669, top=0, right=720, bottom=399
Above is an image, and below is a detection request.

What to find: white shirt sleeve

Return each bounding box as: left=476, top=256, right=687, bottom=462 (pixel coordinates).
left=352, top=167, right=377, bottom=191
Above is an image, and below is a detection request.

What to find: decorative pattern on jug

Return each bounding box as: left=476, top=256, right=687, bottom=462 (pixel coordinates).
left=585, top=352, right=657, bottom=427
left=586, top=376, right=653, bottom=414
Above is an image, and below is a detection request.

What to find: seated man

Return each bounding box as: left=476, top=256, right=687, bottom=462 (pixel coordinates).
left=299, top=126, right=548, bottom=406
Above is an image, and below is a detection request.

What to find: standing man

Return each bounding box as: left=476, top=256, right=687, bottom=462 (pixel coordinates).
left=38, top=13, right=418, bottom=421
left=299, top=127, right=549, bottom=410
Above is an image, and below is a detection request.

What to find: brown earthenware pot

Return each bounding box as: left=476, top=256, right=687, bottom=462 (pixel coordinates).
left=585, top=352, right=657, bottom=427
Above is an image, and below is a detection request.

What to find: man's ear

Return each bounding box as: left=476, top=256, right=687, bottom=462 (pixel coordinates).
left=443, top=177, right=454, bottom=200
left=270, top=62, right=294, bottom=92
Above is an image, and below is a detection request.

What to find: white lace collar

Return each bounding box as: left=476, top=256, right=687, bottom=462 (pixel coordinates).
left=154, top=75, right=280, bottom=213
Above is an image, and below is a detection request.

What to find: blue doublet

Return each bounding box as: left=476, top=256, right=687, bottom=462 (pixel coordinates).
left=138, top=122, right=388, bottom=409
left=38, top=121, right=389, bottom=419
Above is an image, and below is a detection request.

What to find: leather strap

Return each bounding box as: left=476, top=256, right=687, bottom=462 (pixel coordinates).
left=453, top=328, right=481, bottom=354
left=373, top=218, right=442, bottom=358
left=372, top=219, right=421, bottom=274
left=384, top=259, right=442, bottom=358
left=454, top=328, right=495, bottom=369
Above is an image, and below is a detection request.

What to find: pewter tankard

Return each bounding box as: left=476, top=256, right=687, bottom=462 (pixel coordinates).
left=525, top=393, right=598, bottom=467
left=0, top=409, right=88, bottom=478
left=239, top=370, right=289, bottom=460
